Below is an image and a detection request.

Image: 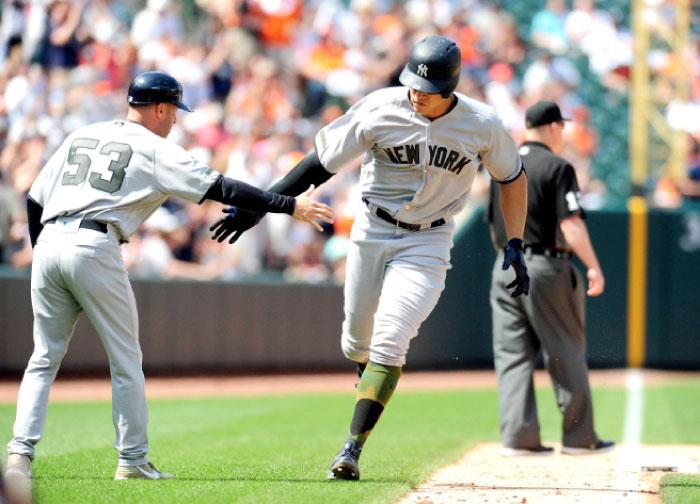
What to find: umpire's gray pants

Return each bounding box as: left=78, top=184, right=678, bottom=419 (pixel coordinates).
left=490, top=250, right=599, bottom=449
left=7, top=222, right=149, bottom=466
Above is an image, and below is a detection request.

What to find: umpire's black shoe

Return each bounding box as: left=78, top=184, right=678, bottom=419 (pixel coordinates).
left=327, top=441, right=362, bottom=480
left=501, top=444, right=554, bottom=457
left=561, top=440, right=615, bottom=455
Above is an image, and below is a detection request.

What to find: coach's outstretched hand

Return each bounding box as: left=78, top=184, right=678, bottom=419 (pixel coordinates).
left=292, top=186, right=334, bottom=231
left=502, top=238, right=530, bottom=297
left=210, top=187, right=334, bottom=244
left=210, top=207, right=264, bottom=244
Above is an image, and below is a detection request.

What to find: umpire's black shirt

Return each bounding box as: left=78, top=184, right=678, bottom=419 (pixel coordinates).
left=488, top=141, right=585, bottom=249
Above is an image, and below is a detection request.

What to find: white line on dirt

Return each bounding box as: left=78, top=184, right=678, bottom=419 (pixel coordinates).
left=613, top=368, right=645, bottom=503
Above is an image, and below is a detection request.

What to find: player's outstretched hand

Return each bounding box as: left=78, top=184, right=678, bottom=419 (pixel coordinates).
left=292, top=186, right=335, bottom=232
left=502, top=238, right=530, bottom=297
left=209, top=206, right=264, bottom=244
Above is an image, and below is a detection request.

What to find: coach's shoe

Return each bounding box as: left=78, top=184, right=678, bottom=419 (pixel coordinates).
left=501, top=445, right=554, bottom=457
left=114, top=461, right=174, bottom=480
left=327, top=441, right=362, bottom=481
left=561, top=440, right=615, bottom=455
left=4, top=454, right=32, bottom=479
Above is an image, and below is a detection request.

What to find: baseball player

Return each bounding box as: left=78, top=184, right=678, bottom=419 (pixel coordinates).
left=4, top=71, right=334, bottom=481
left=488, top=101, right=614, bottom=456
left=210, top=35, right=529, bottom=480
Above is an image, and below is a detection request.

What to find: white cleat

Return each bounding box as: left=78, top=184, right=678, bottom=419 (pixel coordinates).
left=114, top=461, right=173, bottom=480
left=4, top=454, right=33, bottom=504
left=5, top=454, right=32, bottom=479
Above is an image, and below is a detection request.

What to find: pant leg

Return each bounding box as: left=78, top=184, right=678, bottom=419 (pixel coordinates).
left=61, top=238, right=148, bottom=465
left=341, top=215, right=387, bottom=364
left=366, top=222, right=452, bottom=367
left=490, top=254, right=542, bottom=448
left=369, top=255, right=448, bottom=366
left=522, top=259, right=598, bottom=447
left=8, top=241, right=81, bottom=458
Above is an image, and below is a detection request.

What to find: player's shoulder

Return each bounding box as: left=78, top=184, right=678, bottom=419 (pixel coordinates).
left=65, top=120, right=148, bottom=142
left=353, top=87, right=410, bottom=114
left=453, top=93, right=501, bottom=124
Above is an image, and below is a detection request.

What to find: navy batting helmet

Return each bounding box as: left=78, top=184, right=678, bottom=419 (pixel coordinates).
left=399, top=36, right=461, bottom=98
left=127, top=71, right=192, bottom=112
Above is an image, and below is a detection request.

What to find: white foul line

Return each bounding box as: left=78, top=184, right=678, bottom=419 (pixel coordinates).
left=613, top=368, right=645, bottom=503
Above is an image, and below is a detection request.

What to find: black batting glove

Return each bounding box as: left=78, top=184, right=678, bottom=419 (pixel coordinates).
left=502, top=238, right=530, bottom=297
left=209, top=206, right=265, bottom=244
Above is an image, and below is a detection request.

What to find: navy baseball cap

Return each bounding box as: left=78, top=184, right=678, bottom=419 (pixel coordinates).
left=525, top=101, right=570, bottom=128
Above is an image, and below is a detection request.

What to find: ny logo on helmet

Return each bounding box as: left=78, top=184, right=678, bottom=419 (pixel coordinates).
left=417, top=64, right=428, bottom=77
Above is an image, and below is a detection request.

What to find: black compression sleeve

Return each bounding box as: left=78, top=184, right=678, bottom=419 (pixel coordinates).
left=268, top=151, right=333, bottom=196
left=202, top=175, right=296, bottom=215
left=27, top=197, right=44, bottom=248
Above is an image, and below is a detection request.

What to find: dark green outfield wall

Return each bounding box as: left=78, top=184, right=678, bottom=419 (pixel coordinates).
left=1, top=203, right=698, bottom=374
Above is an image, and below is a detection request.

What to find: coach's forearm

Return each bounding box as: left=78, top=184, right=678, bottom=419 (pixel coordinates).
left=499, top=170, right=527, bottom=240
left=203, top=176, right=295, bottom=214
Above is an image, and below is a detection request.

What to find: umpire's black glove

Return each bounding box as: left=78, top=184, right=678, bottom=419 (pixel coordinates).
left=502, top=238, right=530, bottom=297
left=209, top=206, right=265, bottom=244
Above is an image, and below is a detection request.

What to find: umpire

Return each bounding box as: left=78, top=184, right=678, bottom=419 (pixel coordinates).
left=487, top=101, right=614, bottom=456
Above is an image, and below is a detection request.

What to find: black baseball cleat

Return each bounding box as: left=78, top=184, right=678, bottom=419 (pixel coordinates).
left=354, top=362, right=368, bottom=389
left=327, top=441, right=362, bottom=481
left=561, top=440, right=615, bottom=455
left=501, top=444, right=554, bottom=457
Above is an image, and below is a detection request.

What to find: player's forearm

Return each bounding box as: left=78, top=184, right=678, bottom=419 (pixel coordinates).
left=268, top=151, right=334, bottom=196
left=560, top=216, right=601, bottom=271
left=498, top=170, right=527, bottom=240
left=202, top=175, right=296, bottom=214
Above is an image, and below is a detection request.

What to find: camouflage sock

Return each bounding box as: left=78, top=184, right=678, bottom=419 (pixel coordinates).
left=345, top=361, right=402, bottom=447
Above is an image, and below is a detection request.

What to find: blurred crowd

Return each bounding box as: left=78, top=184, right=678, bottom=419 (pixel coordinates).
left=0, top=0, right=698, bottom=283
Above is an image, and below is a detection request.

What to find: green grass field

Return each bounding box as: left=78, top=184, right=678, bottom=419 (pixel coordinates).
left=1, top=381, right=699, bottom=503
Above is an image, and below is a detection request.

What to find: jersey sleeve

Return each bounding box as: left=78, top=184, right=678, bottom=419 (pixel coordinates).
left=554, top=162, right=586, bottom=220
left=480, top=116, right=522, bottom=182
left=28, top=137, right=70, bottom=208
left=153, top=142, right=220, bottom=202
left=314, top=97, right=375, bottom=173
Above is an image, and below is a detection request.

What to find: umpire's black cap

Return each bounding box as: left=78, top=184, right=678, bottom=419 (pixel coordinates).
left=525, top=101, right=570, bottom=128
left=127, top=71, right=192, bottom=112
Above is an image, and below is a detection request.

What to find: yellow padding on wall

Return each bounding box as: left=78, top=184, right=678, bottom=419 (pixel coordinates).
left=627, top=196, right=648, bottom=368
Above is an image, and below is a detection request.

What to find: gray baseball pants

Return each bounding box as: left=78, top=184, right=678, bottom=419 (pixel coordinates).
left=490, top=250, right=599, bottom=449
left=7, top=221, right=149, bottom=466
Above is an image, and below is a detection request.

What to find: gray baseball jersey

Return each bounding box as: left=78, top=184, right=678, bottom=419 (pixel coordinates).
left=314, top=87, right=521, bottom=367
left=10, top=119, right=219, bottom=468
left=29, top=120, right=219, bottom=242
left=316, top=87, right=521, bottom=224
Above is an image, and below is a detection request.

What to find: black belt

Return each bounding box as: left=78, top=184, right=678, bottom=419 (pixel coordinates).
left=46, top=218, right=108, bottom=234
left=363, top=199, right=446, bottom=231
left=525, top=245, right=573, bottom=260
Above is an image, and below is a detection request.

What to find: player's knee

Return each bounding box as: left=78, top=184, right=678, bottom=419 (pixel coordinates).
left=368, top=333, right=410, bottom=367
left=27, top=350, right=66, bottom=374
left=368, top=347, right=407, bottom=368
left=341, top=337, right=369, bottom=363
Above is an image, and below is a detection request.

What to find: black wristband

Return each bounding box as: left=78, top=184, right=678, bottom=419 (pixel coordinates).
left=507, top=238, right=523, bottom=249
